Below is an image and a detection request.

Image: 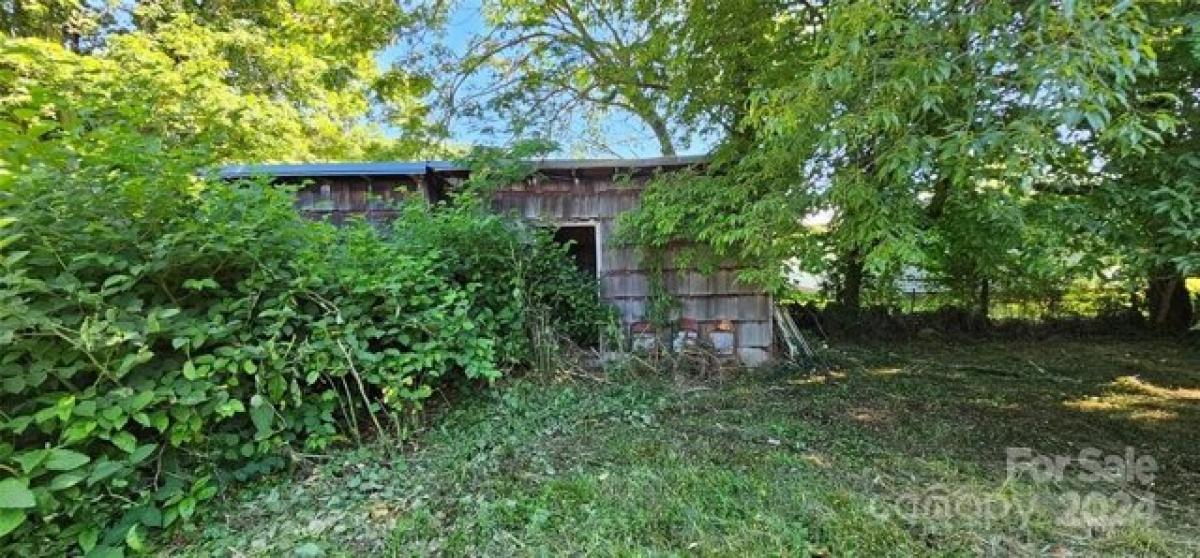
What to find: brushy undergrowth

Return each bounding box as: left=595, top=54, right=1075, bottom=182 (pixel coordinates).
left=0, top=40, right=610, bottom=554
left=0, top=154, right=608, bottom=555
left=174, top=338, right=1200, bottom=557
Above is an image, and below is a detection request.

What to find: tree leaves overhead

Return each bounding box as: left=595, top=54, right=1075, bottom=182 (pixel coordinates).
left=1, top=0, right=443, bottom=162
left=450, top=0, right=1193, bottom=324
left=1094, top=0, right=1199, bottom=329
left=615, top=0, right=1188, bottom=315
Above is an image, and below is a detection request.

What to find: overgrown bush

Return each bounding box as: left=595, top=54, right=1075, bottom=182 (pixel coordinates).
left=0, top=36, right=613, bottom=554
left=0, top=170, right=609, bottom=555
left=0, top=149, right=607, bottom=558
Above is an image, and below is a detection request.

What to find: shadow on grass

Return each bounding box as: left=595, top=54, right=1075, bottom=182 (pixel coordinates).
left=779, top=338, right=1200, bottom=516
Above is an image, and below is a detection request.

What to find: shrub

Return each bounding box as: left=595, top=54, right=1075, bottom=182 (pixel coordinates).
left=0, top=40, right=611, bottom=553
left=0, top=170, right=610, bottom=555
left=0, top=159, right=614, bottom=558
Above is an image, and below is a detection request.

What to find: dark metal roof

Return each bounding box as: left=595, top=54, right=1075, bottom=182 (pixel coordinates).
left=216, top=161, right=460, bottom=179
left=216, top=155, right=707, bottom=179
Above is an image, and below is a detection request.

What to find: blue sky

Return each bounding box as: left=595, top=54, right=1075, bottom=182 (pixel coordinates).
left=378, top=1, right=706, bottom=159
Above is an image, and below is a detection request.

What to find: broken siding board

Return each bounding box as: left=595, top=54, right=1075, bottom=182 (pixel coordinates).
left=602, top=249, right=745, bottom=273
left=568, top=195, right=592, bottom=219
left=679, top=297, right=713, bottom=320
left=334, top=184, right=354, bottom=211
left=679, top=271, right=739, bottom=296
left=366, top=181, right=401, bottom=210
left=541, top=180, right=571, bottom=193
left=597, top=193, right=641, bottom=215
left=296, top=189, right=316, bottom=210
left=595, top=179, right=641, bottom=193
left=723, top=271, right=761, bottom=295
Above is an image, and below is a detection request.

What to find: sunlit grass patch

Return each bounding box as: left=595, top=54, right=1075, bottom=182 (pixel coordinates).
left=1065, top=373, right=1200, bottom=425
left=1113, top=375, right=1200, bottom=400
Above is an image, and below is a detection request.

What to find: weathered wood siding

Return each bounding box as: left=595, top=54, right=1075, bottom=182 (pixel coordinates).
left=290, top=176, right=422, bottom=225
left=263, top=167, right=774, bottom=364
left=492, top=174, right=774, bottom=364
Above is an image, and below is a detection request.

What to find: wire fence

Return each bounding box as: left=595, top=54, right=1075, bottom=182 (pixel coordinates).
left=894, top=288, right=1142, bottom=321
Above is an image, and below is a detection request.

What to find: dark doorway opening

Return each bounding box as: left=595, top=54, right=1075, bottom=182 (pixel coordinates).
left=553, top=225, right=598, bottom=278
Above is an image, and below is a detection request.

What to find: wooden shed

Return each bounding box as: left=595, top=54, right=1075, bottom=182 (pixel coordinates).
left=218, top=157, right=775, bottom=365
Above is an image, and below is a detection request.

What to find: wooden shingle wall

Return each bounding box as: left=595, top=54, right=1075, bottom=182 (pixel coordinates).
left=269, top=169, right=774, bottom=365
left=492, top=174, right=774, bottom=365
left=289, top=176, right=422, bottom=225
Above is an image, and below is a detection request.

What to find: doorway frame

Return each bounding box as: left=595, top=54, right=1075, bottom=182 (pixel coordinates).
left=552, top=220, right=603, bottom=278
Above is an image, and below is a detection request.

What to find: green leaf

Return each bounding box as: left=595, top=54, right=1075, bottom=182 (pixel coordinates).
left=182, top=360, right=197, bottom=380
left=45, top=448, right=91, bottom=471
left=249, top=397, right=274, bottom=436
left=177, top=496, right=196, bottom=519
left=50, top=470, right=87, bottom=490
left=151, top=413, right=169, bottom=433
left=182, top=278, right=218, bottom=291
left=101, top=274, right=130, bottom=291
left=0, top=479, right=35, bottom=508
left=128, top=444, right=157, bottom=465
left=125, top=524, right=143, bottom=551
left=217, top=399, right=245, bottom=417
left=0, top=509, right=25, bottom=538
left=74, top=400, right=97, bottom=417
left=88, top=461, right=125, bottom=486
left=56, top=395, right=76, bottom=421
left=78, top=525, right=100, bottom=552
left=1, top=377, right=24, bottom=394
left=293, top=542, right=324, bottom=558
left=13, top=449, right=47, bottom=474
left=111, top=431, right=137, bottom=454
left=126, top=390, right=155, bottom=411
left=86, top=545, right=124, bottom=558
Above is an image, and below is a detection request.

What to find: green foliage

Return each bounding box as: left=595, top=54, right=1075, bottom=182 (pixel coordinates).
left=1100, top=2, right=1200, bottom=277
left=0, top=40, right=608, bottom=557
left=618, top=1, right=1180, bottom=316
left=0, top=172, right=607, bottom=555
left=439, top=0, right=1195, bottom=325
left=1, top=1, right=439, bottom=163
left=448, top=139, right=619, bottom=349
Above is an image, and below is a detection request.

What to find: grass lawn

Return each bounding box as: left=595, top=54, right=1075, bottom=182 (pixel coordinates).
left=171, top=338, right=1200, bottom=556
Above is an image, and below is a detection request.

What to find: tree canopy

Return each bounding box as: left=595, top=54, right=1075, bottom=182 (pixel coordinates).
left=579, top=0, right=1195, bottom=329
left=2, top=0, right=443, bottom=162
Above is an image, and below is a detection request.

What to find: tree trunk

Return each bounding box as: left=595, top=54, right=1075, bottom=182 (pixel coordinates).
left=646, top=114, right=676, bottom=157
left=836, top=248, right=864, bottom=313
left=1146, top=263, right=1194, bottom=333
